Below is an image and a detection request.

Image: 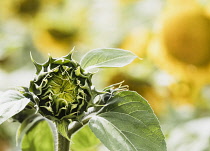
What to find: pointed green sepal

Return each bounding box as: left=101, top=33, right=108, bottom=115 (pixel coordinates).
left=30, top=52, right=42, bottom=74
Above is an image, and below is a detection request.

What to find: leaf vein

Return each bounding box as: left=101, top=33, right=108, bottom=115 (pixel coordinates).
left=100, top=111, right=162, bottom=142
left=102, top=117, right=138, bottom=151
left=86, top=55, right=135, bottom=70
left=122, top=130, right=162, bottom=149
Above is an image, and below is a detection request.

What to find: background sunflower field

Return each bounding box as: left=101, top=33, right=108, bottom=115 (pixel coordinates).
left=1, top=0, right=210, bottom=150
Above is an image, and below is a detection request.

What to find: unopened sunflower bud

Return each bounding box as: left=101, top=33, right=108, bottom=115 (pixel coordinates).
left=29, top=52, right=93, bottom=121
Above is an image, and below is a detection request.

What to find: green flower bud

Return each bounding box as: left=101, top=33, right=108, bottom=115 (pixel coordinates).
left=29, top=52, right=93, bottom=121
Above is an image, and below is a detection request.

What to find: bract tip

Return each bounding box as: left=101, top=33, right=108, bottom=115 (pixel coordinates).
left=30, top=52, right=42, bottom=74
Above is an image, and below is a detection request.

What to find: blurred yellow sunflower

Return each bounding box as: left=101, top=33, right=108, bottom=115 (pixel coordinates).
left=31, top=1, right=89, bottom=57
left=0, top=0, right=63, bottom=21
left=32, top=20, right=81, bottom=57
left=148, top=1, right=210, bottom=86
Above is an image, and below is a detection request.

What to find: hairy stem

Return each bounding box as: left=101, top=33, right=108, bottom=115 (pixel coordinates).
left=56, top=114, right=92, bottom=151
left=57, top=132, right=70, bottom=151
left=67, top=114, right=92, bottom=137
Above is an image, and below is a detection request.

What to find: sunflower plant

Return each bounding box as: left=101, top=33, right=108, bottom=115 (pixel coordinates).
left=0, top=48, right=166, bottom=151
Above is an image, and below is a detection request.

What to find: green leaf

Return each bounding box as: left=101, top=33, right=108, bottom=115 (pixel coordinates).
left=21, top=119, right=54, bottom=151
left=16, top=114, right=44, bottom=146
left=0, top=90, right=30, bottom=124
left=71, top=125, right=101, bottom=151
left=89, top=91, right=167, bottom=151
left=80, top=48, right=139, bottom=71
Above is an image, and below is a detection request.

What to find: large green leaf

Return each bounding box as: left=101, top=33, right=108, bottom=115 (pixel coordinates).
left=16, top=114, right=44, bottom=145
left=80, top=48, right=139, bottom=71
left=89, top=91, right=167, bottom=151
left=71, top=125, right=101, bottom=151
left=0, top=90, right=30, bottom=124
left=21, top=119, right=54, bottom=151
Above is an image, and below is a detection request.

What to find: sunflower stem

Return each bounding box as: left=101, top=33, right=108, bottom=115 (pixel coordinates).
left=57, top=132, right=70, bottom=151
